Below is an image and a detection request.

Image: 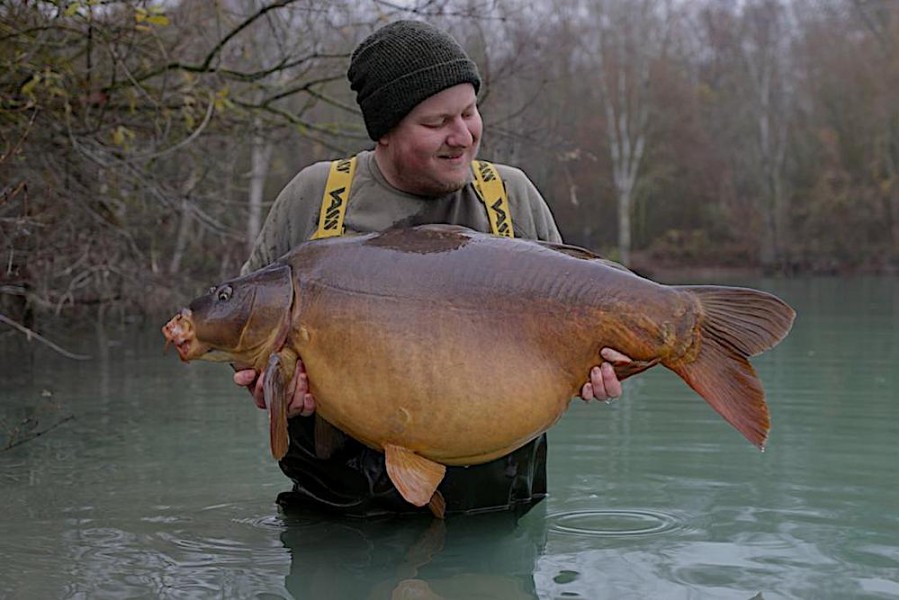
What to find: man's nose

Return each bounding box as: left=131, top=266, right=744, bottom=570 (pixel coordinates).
left=446, top=116, right=473, bottom=147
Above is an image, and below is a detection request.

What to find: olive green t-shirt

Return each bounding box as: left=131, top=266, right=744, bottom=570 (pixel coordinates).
left=242, top=150, right=562, bottom=274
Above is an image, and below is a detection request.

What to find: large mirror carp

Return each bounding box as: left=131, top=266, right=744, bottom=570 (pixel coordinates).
left=162, top=225, right=795, bottom=516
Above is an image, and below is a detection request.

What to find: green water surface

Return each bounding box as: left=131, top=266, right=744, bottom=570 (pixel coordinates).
left=1, top=277, right=897, bottom=599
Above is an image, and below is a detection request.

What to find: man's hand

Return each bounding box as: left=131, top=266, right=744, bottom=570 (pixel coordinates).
left=233, top=359, right=316, bottom=418
left=580, top=347, right=632, bottom=402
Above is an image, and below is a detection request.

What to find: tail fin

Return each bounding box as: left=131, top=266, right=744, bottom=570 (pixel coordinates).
left=668, top=286, right=795, bottom=449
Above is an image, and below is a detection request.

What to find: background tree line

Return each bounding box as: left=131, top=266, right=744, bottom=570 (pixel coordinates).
left=2, top=0, right=897, bottom=328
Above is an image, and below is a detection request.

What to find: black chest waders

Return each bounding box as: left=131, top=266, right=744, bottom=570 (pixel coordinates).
left=277, top=157, right=548, bottom=516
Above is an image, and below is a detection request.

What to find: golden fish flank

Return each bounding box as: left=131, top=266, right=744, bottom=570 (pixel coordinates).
left=162, top=224, right=796, bottom=516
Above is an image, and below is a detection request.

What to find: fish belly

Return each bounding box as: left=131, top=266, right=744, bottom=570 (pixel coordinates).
left=296, top=296, right=586, bottom=465
left=285, top=227, right=679, bottom=465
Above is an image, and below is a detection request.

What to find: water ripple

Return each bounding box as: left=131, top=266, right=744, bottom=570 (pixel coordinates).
left=231, top=514, right=285, bottom=531
left=548, top=508, right=683, bottom=538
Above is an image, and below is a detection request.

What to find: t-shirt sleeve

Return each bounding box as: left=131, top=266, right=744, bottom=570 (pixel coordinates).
left=241, top=162, right=330, bottom=275
left=497, top=165, right=563, bottom=244
left=525, top=178, right=563, bottom=244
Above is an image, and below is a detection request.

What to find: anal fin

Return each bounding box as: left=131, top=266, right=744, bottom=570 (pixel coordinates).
left=384, top=444, right=446, bottom=514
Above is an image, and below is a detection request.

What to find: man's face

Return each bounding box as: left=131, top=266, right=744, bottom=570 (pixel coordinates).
left=377, top=83, right=483, bottom=197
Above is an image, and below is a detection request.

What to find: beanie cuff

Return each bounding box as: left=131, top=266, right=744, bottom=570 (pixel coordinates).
left=359, top=59, right=480, bottom=140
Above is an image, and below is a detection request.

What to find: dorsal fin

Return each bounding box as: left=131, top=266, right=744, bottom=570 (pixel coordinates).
left=535, top=240, right=636, bottom=273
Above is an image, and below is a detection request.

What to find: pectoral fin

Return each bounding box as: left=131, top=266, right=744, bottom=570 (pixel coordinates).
left=263, top=352, right=294, bottom=460
left=314, top=414, right=347, bottom=460
left=384, top=444, right=446, bottom=514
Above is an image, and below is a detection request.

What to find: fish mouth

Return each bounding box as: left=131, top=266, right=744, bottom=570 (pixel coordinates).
left=162, top=309, right=210, bottom=362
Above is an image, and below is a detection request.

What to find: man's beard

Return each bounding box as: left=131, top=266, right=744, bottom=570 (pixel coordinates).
left=387, top=153, right=475, bottom=197
left=425, top=174, right=470, bottom=196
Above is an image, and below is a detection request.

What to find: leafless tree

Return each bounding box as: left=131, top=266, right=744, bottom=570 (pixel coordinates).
left=2, top=0, right=897, bottom=330
left=739, top=0, right=796, bottom=270
left=575, top=0, right=674, bottom=266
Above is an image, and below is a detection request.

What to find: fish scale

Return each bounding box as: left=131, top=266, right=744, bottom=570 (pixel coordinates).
left=162, top=224, right=795, bottom=517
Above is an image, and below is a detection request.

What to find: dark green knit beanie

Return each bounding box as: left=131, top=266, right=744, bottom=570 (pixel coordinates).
left=348, top=20, right=481, bottom=141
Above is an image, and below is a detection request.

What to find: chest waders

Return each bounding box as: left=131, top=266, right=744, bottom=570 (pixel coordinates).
left=277, top=157, right=547, bottom=517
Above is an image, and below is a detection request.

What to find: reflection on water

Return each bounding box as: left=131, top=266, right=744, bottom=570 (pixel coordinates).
left=279, top=507, right=544, bottom=599
left=1, top=277, right=897, bottom=599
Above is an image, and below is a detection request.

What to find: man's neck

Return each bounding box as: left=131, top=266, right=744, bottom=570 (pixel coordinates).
left=372, top=146, right=410, bottom=194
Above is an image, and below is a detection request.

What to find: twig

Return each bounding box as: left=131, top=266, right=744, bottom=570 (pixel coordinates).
left=127, top=0, right=303, bottom=86
left=0, top=313, right=92, bottom=360
left=1, top=415, right=75, bottom=452
left=0, top=108, right=38, bottom=166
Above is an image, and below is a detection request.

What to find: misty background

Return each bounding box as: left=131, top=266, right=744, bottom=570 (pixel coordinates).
left=2, top=0, right=897, bottom=326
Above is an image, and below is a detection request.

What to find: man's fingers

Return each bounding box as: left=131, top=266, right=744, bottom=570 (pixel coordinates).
left=296, top=371, right=309, bottom=394
left=301, top=393, right=316, bottom=417
left=233, top=369, right=256, bottom=387
left=287, top=394, right=315, bottom=418
left=600, top=347, right=632, bottom=365
left=580, top=380, right=594, bottom=402
left=580, top=363, right=622, bottom=402
left=599, top=362, right=622, bottom=398
left=253, top=374, right=266, bottom=409
left=287, top=364, right=316, bottom=418
left=233, top=369, right=266, bottom=410
left=239, top=358, right=314, bottom=417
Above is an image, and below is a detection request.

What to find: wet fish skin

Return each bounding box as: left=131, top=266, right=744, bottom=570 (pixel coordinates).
left=162, top=225, right=795, bottom=514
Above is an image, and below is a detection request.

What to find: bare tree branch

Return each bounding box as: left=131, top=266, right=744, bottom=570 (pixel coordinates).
left=0, top=313, right=91, bottom=360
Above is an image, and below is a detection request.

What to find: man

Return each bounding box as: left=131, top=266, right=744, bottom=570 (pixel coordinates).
left=234, top=20, right=629, bottom=516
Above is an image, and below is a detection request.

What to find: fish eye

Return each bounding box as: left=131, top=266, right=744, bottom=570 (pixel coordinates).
left=217, top=285, right=232, bottom=302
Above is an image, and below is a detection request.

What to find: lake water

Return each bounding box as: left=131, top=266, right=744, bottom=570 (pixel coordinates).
left=1, top=277, right=897, bottom=599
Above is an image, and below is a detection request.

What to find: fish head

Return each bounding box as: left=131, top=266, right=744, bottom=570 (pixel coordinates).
left=162, top=263, right=293, bottom=366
